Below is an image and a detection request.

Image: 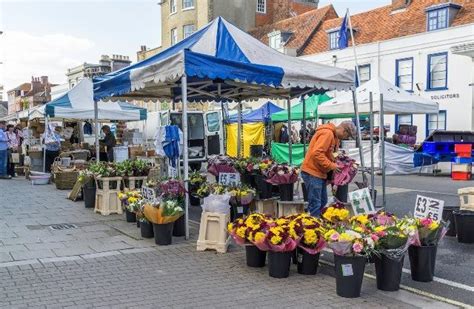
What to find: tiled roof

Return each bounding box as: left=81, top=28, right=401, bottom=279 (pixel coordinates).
left=302, top=0, right=474, bottom=55
left=248, top=5, right=337, bottom=55
left=8, top=83, right=31, bottom=93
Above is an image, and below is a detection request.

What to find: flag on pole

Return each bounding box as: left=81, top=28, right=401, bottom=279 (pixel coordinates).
left=338, top=11, right=349, bottom=49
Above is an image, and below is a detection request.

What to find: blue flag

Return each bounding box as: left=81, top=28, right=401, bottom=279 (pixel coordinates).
left=338, top=12, right=349, bottom=49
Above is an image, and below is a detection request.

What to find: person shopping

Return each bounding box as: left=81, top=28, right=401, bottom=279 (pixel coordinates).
left=0, top=121, right=11, bottom=179
left=301, top=121, right=356, bottom=216
left=6, top=124, right=19, bottom=177
left=44, top=126, right=62, bottom=173
left=100, top=125, right=116, bottom=162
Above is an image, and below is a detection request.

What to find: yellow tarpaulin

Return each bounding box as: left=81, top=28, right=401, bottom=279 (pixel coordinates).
left=226, top=123, right=265, bottom=158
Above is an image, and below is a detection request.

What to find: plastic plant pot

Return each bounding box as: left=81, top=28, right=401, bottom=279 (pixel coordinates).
left=245, top=245, right=266, bottom=268
left=374, top=254, right=405, bottom=291
left=278, top=184, right=294, bottom=201
left=125, top=210, right=136, bottom=223
left=230, top=204, right=249, bottom=222
left=255, top=175, right=273, bottom=199
left=333, top=254, right=366, bottom=298
left=296, top=247, right=320, bottom=275
left=140, top=221, right=154, bottom=238
left=408, top=245, right=437, bottom=282
left=442, top=206, right=459, bottom=237
left=454, top=210, right=474, bottom=243
left=190, top=194, right=201, bottom=206
left=268, top=251, right=292, bottom=278
left=173, top=215, right=186, bottom=237
left=153, top=222, right=174, bottom=245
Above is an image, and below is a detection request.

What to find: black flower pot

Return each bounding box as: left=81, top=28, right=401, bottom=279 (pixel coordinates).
left=136, top=220, right=140, bottom=228
left=442, top=206, right=458, bottom=237
left=140, top=221, right=154, bottom=238
left=374, top=254, right=404, bottom=291
left=279, top=184, right=294, bottom=201
left=334, top=255, right=366, bottom=298
left=125, top=210, right=136, bottom=223
left=230, top=204, right=249, bottom=222
left=241, top=173, right=256, bottom=188
left=190, top=194, right=201, bottom=206
left=245, top=245, right=266, bottom=267
left=268, top=251, right=292, bottom=278
left=83, top=182, right=96, bottom=209
left=296, top=247, right=320, bottom=275
left=153, top=222, right=174, bottom=245
left=173, top=215, right=186, bottom=237
left=454, top=210, right=474, bottom=243
left=255, top=175, right=273, bottom=199
left=408, top=245, right=437, bottom=282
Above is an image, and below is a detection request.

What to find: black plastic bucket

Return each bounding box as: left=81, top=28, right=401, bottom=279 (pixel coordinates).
left=231, top=204, right=249, bottom=222
left=374, top=254, right=404, bottom=291
left=241, top=173, right=256, bottom=188
left=255, top=175, right=273, bottom=199
left=334, top=255, right=366, bottom=298
left=268, top=251, right=292, bottom=278
left=296, top=247, right=320, bottom=275
left=173, top=215, right=186, bottom=237
left=140, top=221, right=154, bottom=238
left=83, top=182, right=96, bottom=209
left=279, top=184, right=294, bottom=201
left=442, top=206, right=459, bottom=237
left=334, top=185, right=349, bottom=203
left=190, top=194, right=201, bottom=206
left=245, top=245, right=266, bottom=267
left=454, top=210, right=474, bottom=243
left=153, top=222, right=174, bottom=245
left=125, top=210, right=136, bottom=222
left=408, top=245, right=437, bottom=282
left=250, top=145, right=263, bottom=158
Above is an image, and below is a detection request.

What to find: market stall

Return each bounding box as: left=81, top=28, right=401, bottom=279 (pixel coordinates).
left=92, top=16, right=355, bottom=238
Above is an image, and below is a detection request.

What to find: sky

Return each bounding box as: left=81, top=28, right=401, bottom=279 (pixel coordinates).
left=0, top=0, right=390, bottom=95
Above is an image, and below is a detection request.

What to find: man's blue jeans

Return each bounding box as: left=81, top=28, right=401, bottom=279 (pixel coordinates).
left=302, top=172, right=327, bottom=217
left=0, top=149, right=7, bottom=176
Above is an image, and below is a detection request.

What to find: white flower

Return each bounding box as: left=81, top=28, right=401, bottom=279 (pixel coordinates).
left=346, top=230, right=362, bottom=239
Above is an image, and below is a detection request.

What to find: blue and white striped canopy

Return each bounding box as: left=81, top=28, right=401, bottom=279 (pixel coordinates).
left=44, top=79, right=147, bottom=120
left=93, top=17, right=354, bottom=102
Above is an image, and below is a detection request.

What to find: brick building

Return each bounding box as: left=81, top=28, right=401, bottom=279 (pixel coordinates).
left=7, top=76, right=56, bottom=114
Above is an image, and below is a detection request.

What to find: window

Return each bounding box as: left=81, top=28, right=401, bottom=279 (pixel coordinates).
left=170, top=28, right=178, bottom=45
left=206, top=112, right=220, bottom=132
left=395, top=114, right=413, bottom=131
left=182, top=0, right=194, bottom=10
left=426, top=111, right=447, bottom=136
left=170, top=0, right=177, bottom=14
left=269, top=34, right=281, bottom=49
left=183, top=24, right=195, bottom=39
left=427, top=52, right=448, bottom=90
left=328, top=31, right=339, bottom=50
left=396, top=58, right=414, bottom=91
left=257, top=0, right=266, bottom=13
left=358, top=64, right=371, bottom=84
left=427, top=8, right=448, bottom=31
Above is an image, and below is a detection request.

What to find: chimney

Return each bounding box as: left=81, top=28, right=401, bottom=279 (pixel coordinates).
left=392, top=0, right=412, bottom=10
left=41, top=76, right=48, bottom=85
left=140, top=45, right=147, bottom=52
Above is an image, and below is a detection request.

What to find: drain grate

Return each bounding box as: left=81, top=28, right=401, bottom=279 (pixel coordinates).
left=49, top=224, right=78, bottom=231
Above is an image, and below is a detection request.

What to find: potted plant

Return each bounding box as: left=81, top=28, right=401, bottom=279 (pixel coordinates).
left=321, top=202, right=351, bottom=224
left=254, top=159, right=274, bottom=199
left=265, top=164, right=299, bottom=201
left=407, top=217, right=448, bottom=282
left=143, top=199, right=184, bottom=245
left=159, top=178, right=187, bottom=237
left=207, top=155, right=237, bottom=182
left=233, top=157, right=258, bottom=188
left=118, top=190, right=142, bottom=222
left=78, top=170, right=95, bottom=208
left=189, top=171, right=206, bottom=206
left=137, top=204, right=154, bottom=238
left=228, top=185, right=255, bottom=221
left=324, top=226, right=375, bottom=298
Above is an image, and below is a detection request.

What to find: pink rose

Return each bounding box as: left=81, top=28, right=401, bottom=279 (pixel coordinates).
left=330, top=232, right=340, bottom=241
left=371, top=234, right=379, bottom=242
left=352, top=242, right=363, bottom=253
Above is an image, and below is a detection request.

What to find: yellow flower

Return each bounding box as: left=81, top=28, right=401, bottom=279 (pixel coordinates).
left=227, top=223, right=234, bottom=232
left=429, top=221, right=439, bottom=230
left=270, top=235, right=282, bottom=245
left=354, top=226, right=364, bottom=233
left=128, top=197, right=138, bottom=204
left=236, top=226, right=247, bottom=239
left=303, top=229, right=317, bottom=245
left=324, top=229, right=337, bottom=239
left=254, top=232, right=266, bottom=243
left=339, top=232, right=355, bottom=242
left=374, top=226, right=386, bottom=233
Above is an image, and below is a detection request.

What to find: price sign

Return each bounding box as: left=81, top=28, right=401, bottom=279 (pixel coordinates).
left=218, top=173, right=241, bottom=186
left=349, top=188, right=376, bottom=215
left=141, top=186, right=157, bottom=203
left=414, top=195, right=444, bottom=222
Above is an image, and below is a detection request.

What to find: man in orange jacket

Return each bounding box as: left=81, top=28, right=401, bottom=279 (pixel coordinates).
left=301, top=121, right=356, bottom=216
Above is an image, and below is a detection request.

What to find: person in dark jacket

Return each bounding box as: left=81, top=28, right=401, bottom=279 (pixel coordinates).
left=100, top=125, right=116, bottom=162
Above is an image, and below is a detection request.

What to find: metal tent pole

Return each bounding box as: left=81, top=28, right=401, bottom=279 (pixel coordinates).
left=287, top=97, right=292, bottom=165
left=369, top=92, right=375, bottom=205
left=43, top=116, right=48, bottom=172
left=237, top=101, right=242, bottom=158
left=181, top=75, right=190, bottom=240
left=94, top=100, right=100, bottom=162
left=379, top=93, right=386, bottom=208
left=302, top=96, right=307, bottom=156
left=352, top=90, right=367, bottom=184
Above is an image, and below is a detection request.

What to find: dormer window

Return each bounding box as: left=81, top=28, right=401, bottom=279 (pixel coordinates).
left=268, top=30, right=282, bottom=49
left=426, top=2, right=462, bottom=32
left=328, top=31, right=340, bottom=50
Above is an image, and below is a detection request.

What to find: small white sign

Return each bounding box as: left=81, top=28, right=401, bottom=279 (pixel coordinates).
left=349, top=188, right=376, bottom=215
left=414, top=195, right=444, bottom=222
left=168, top=166, right=178, bottom=178
left=141, top=186, right=157, bottom=203
left=237, top=206, right=244, bottom=214
left=341, top=264, right=354, bottom=277
left=219, top=173, right=241, bottom=186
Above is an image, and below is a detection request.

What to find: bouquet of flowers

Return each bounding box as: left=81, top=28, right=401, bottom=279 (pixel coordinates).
left=292, top=214, right=326, bottom=254
left=227, top=213, right=273, bottom=246
left=370, top=212, right=414, bottom=251
left=256, top=158, right=274, bottom=176
left=324, top=226, right=375, bottom=256
left=331, top=152, right=358, bottom=188
left=233, top=157, right=259, bottom=175
left=159, top=178, right=186, bottom=201
left=196, top=183, right=228, bottom=198
left=207, top=155, right=237, bottom=177
left=263, top=224, right=298, bottom=252
left=143, top=200, right=184, bottom=224
left=265, top=164, right=299, bottom=185
left=189, top=170, right=207, bottom=188
left=118, top=190, right=142, bottom=213
left=409, top=217, right=448, bottom=247
left=321, top=202, right=350, bottom=224
left=228, top=185, right=255, bottom=206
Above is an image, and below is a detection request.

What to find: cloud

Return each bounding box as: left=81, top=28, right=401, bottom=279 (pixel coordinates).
left=0, top=31, right=95, bottom=92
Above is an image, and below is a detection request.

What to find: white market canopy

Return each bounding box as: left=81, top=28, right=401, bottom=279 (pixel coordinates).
left=43, top=79, right=147, bottom=121
left=318, top=77, right=439, bottom=118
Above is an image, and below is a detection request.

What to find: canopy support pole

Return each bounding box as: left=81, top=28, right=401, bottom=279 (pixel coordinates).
left=287, top=97, right=292, bottom=165
left=218, top=83, right=226, bottom=154
left=94, top=100, right=100, bottom=162
left=302, top=96, right=307, bottom=156
left=43, top=116, right=48, bottom=172
left=237, top=101, right=242, bottom=158
left=369, top=92, right=375, bottom=205
left=181, top=75, right=190, bottom=240
left=351, top=90, right=367, bottom=185
left=380, top=93, right=386, bottom=208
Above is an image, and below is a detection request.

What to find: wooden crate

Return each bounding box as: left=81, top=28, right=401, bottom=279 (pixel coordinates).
left=197, top=212, right=230, bottom=253
left=251, top=198, right=278, bottom=217
left=277, top=200, right=307, bottom=217
left=95, top=176, right=123, bottom=215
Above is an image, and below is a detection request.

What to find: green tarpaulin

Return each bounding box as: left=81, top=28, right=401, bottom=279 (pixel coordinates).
left=271, top=142, right=306, bottom=166
left=271, top=94, right=332, bottom=122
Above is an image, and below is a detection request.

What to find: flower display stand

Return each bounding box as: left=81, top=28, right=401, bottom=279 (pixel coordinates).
left=94, top=176, right=123, bottom=216
left=277, top=200, right=307, bottom=217
left=123, top=176, right=147, bottom=190
left=252, top=197, right=278, bottom=217
left=197, top=211, right=230, bottom=253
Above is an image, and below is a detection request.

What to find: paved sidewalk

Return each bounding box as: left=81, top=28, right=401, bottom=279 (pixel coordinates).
left=0, top=179, right=458, bottom=308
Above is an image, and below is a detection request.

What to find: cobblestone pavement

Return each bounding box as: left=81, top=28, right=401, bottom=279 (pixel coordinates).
left=0, top=178, right=457, bottom=308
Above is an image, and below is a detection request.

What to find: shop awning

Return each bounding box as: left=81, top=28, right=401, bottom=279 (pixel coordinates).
left=227, top=101, right=283, bottom=124
left=271, top=94, right=332, bottom=122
